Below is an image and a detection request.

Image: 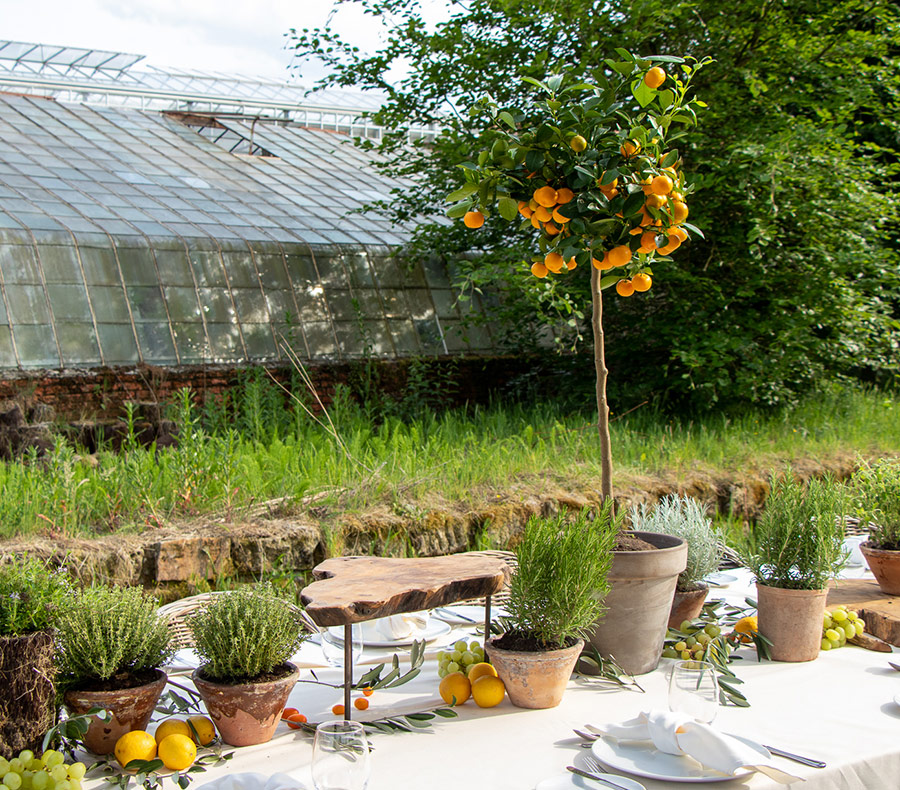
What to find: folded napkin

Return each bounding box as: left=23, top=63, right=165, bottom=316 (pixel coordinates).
left=598, top=710, right=803, bottom=784
left=195, top=772, right=306, bottom=790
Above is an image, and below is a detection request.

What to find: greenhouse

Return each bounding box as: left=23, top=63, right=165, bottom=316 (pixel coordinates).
left=0, top=41, right=493, bottom=372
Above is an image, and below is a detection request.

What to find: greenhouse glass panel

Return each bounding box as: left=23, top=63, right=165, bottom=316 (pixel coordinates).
left=353, top=289, right=385, bottom=320
left=88, top=286, right=131, bottom=323
left=57, top=323, right=100, bottom=365
left=343, top=252, right=374, bottom=288
left=241, top=323, right=277, bottom=358
left=283, top=252, right=320, bottom=289
left=0, top=244, right=42, bottom=284
left=79, top=246, right=122, bottom=285
left=13, top=325, right=59, bottom=367
left=155, top=249, right=195, bottom=286
left=326, top=289, right=358, bottom=322
left=430, top=290, right=460, bottom=320
left=390, top=320, right=421, bottom=354
left=172, top=322, right=208, bottom=363
left=314, top=254, right=348, bottom=288
left=0, top=326, right=15, bottom=367
left=380, top=289, right=410, bottom=318
left=206, top=323, right=243, bottom=360
left=96, top=324, right=139, bottom=364
left=37, top=245, right=83, bottom=284
left=135, top=322, right=177, bottom=363
left=301, top=321, right=337, bottom=357
left=360, top=319, right=394, bottom=355
left=422, top=257, right=452, bottom=289
left=220, top=250, right=259, bottom=288
left=117, top=248, right=160, bottom=286
left=332, top=322, right=365, bottom=358
left=197, top=287, right=235, bottom=323
left=46, top=283, right=92, bottom=322
left=253, top=252, right=290, bottom=290
left=163, top=286, right=202, bottom=321
left=0, top=296, right=6, bottom=325
left=414, top=318, right=445, bottom=354
left=232, top=288, right=269, bottom=324
left=5, top=285, right=51, bottom=324
left=440, top=321, right=470, bottom=352
left=293, top=291, right=328, bottom=323
left=264, top=289, right=296, bottom=324
left=464, top=323, right=493, bottom=350
left=126, top=286, right=168, bottom=321
left=405, top=289, right=436, bottom=320
left=190, top=250, right=228, bottom=287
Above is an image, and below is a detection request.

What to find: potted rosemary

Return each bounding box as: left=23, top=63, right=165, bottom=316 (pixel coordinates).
left=746, top=474, right=847, bottom=662
left=486, top=506, right=618, bottom=709
left=0, top=557, right=69, bottom=758
left=853, top=459, right=900, bottom=594
left=188, top=584, right=308, bottom=746
left=57, top=585, right=174, bottom=754
left=631, top=496, right=722, bottom=628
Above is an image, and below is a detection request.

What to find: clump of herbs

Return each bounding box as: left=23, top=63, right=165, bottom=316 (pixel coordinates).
left=630, top=495, right=722, bottom=591
left=0, top=556, right=71, bottom=636
left=56, top=585, right=174, bottom=688
left=505, top=504, right=620, bottom=650
left=188, top=584, right=308, bottom=683
left=850, top=458, right=900, bottom=550
left=746, top=473, right=847, bottom=590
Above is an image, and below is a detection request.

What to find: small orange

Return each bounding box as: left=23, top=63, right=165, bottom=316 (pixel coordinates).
left=733, top=616, right=758, bottom=644
left=644, top=67, right=666, bottom=89
left=650, top=174, right=674, bottom=196
left=556, top=187, right=575, bottom=204
left=671, top=201, right=689, bottom=224
left=463, top=211, right=485, bottom=228
left=531, top=262, right=549, bottom=278
left=533, top=186, right=559, bottom=208
left=551, top=208, right=571, bottom=224
left=616, top=279, right=635, bottom=297
left=645, top=193, right=668, bottom=209
left=632, top=273, right=652, bottom=292
left=530, top=214, right=542, bottom=229
left=620, top=140, right=641, bottom=157
left=286, top=713, right=307, bottom=730
left=640, top=231, right=660, bottom=250
left=543, top=222, right=561, bottom=236
left=332, top=704, right=345, bottom=717
left=282, top=707, right=300, bottom=720
left=565, top=257, right=577, bottom=270
left=670, top=226, right=688, bottom=242
left=519, top=204, right=533, bottom=219
left=533, top=205, right=553, bottom=222
left=361, top=687, right=374, bottom=697
left=354, top=698, right=369, bottom=711
left=544, top=252, right=565, bottom=273
left=607, top=245, right=632, bottom=268
left=569, top=134, right=588, bottom=152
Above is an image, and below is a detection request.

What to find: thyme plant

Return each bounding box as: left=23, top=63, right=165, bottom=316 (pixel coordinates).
left=188, top=584, right=308, bottom=683
left=850, top=458, right=900, bottom=550
left=0, top=556, right=70, bottom=636
left=630, top=495, right=721, bottom=591
left=747, top=474, right=847, bottom=590
left=506, top=504, right=620, bottom=649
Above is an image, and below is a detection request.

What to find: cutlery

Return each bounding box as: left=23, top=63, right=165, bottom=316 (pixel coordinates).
left=574, top=728, right=599, bottom=742
left=762, top=745, right=826, bottom=769
left=567, top=765, right=631, bottom=790
left=888, top=660, right=900, bottom=672
left=435, top=607, right=478, bottom=624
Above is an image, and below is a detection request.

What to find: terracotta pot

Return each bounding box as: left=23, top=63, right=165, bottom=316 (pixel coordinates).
left=192, top=663, right=299, bottom=746
left=668, top=585, right=710, bottom=630
left=64, top=669, right=167, bottom=755
left=756, top=583, right=827, bottom=662
left=485, top=637, right=583, bottom=709
left=588, top=532, right=687, bottom=675
left=860, top=543, right=900, bottom=595
left=0, top=631, right=57, bottom=759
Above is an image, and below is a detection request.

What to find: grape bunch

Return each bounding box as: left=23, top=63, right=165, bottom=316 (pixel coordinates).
left=437, top=640, right=487, bottom=678
left=662, top=620, right=722, bottom=660
left=821, top=607, right=864, bottom=650
left=0, top=749, right=86, bottom=790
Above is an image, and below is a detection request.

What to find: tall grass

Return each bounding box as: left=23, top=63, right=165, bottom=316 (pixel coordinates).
left=0, top=377, right=897, bottom=539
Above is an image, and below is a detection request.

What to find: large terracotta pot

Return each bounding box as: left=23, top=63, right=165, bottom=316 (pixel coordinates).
left=756, top=583, right=827, bottom=662
left=64, top=669, right=167, bottom=755
left=588, top=532, right=687, bottom=675
left=0, top=631, right=56, bottom=759
left=485, top=637, right=583, bottom=709
left=668, top=585, right=710, bottom=630
left=859, top=543, right=900, bottom=595
left=193, top=663, right=299, bottom=747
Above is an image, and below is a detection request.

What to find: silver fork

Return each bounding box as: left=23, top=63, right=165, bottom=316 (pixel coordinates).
left=581, top=755, right=640, bottom=790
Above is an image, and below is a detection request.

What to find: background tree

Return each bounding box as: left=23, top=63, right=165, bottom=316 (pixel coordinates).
left=291, top=0, right=900, bottom=412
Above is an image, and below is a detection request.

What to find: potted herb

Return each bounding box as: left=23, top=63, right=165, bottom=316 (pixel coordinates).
left=57, top=584, right=173, bottom=754
left=852, top=459, right=900, bottom=594
left=746, top=473, right=847, bottom=662
left=0, top=556, right=69, bottom=758
left=188, top=584, right=307, bottom=746
left=486, top=506, right=618, bottom=709
left=631, top=496, right=722, bottom=628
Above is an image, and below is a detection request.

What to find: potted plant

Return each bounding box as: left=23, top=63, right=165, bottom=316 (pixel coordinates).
left=485, top=505, right=618, bottom=709
left=746, top=473, right=847, bottom=662
left=631, top=495, right=722, bottom=628
left=188, top=583, right=307, bottom=746
left=0, top=556, right=69, bottom=758
left=852, top=459, right=900, bottom=594
left=57, top=585, right=174, bottom=754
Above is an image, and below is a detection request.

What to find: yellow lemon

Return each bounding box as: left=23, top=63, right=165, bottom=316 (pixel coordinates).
left=467, top=662, right=498, bottom=684
left=471, top=675, right=506, bottom=708
left=154, top=719, right=192, bottom=745
left=733, top=615, right=758, bottom=644
left=114, top=730, right=157, bottom=770
left=438, top=671, right=471, bottom=706
left=187, top=715, right=217, bottom=746
left=157, top=734, right=197, bottom=771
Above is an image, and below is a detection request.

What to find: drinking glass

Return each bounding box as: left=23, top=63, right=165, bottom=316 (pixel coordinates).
left=312, top=720, right=370, bottom=790
left=321, top=624, right=363, bottom=669
left=668, top=660, right=719, bottom=723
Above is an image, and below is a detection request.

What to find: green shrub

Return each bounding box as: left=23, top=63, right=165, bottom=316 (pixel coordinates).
left=850, top=458, right=900, bottom=550
left=188, top=584, right=308, bottom=683
left=56, top=586, right=174, bottom=687
left=506, top=504, right=620, bottom=649
left=0, top=556, right=70, bottom=636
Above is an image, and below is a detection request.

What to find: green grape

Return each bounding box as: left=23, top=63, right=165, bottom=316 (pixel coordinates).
left=450, top=650, right=463, bottom=662
left=68, top=782, right=81, bottom=790
left=469, top=641, right=480, bottom=652
left=824, top=628, right=840, bottom=642
left=53, top=781, right=71, bottom=790
left=41, top=755, right=63, bottom=771
left=4, top=773, right=23, bottom=790
left=454, top=640, right=468, bottom=652
left=15, top=758, right=31, bottom=769
left=823, top=615, right=833, bottom=630
left=461, top=651, right=475, bottom=665
left=847, top=610, right=859, bottom=622
left=446, top=661, right=460, bottom=673
left=820, top=638, right=832, bottom=650
left=661, top=647, right=678, bottom=658
left=843, top=622, right=856, bottom=639
left=832, top=608, right=848, bottom=623
left=20, top=773, right=32, bottom=790
left=29, top=774, right=47, bottom=790
left=48, top=768, right=66, bottom=784
left=680, top=650, right=691, bottom=660
left=696, top=632, right=711, bottom=645
left=703, top=624, right=721, bottom=638
left=0, top=765, right=8, bottom=780
left=678, top=620, right=694, bottom=633
left=855, top=621, right=865, bottom=635
left=26, top=763, right=41, bottom=775
left=436, top=651, right=447, bottom=662
left=673, top=641, right=687, bottom=652
left=833, top=625, right=847, bottom=640
left=685, top=636, right=697, bottom=648
left=8, top=762, right=23, bottom=777
left=829, top=638, right=841, bottom=650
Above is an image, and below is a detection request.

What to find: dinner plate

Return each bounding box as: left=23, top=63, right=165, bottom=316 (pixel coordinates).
left=893, top=692, right=900, bottom=709
left=703, top=572, right=738, bottom=588
left=591, top=734, right=770, bottom=783
left=324, top=619, right=452, bottom=648
left=432, top=604, right=508, bottom=625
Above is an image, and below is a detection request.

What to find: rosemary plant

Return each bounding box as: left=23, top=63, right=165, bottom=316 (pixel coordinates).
left=850, top=458, right=900, bottom=550
left=0, top=556, right=70, bottom=636
left=630, top=495, right=722, bottom=591
left=188, top=584, right=308, bottom=683
left=505, top=504, right=620, bottom=649
left=747, top=473, right=847, bottom=590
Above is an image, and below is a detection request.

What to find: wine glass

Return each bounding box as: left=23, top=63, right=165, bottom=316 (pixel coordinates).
left=321, top=624, right=364, bottom=669
left=312, top=720, right=370, bottom=790
left=668, top=660, right=719, bottom=723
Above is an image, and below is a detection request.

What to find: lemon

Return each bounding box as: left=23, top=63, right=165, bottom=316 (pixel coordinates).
left=157, top=734, right=197, bottom=771
left=154, top=719, right=192, bottom=745
left=114, top=730, right=157, bottom=769
left=471, top=675, right=505, bottom=708
left=438, top=671, right=471, bottom=706
left=187, top=715, right=217, bottom=746
left=732, top=615, right=758, bottom=644
left=467, top=662, right=498, bottom=684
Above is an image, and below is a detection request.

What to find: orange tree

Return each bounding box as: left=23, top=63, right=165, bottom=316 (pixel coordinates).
left=446, top=53, right=708, bottom=499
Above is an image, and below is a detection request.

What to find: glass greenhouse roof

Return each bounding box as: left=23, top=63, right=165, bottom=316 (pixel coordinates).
left=0, top=64, right=491, bottom=370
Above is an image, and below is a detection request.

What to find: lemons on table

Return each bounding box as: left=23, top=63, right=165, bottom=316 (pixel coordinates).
left=114, top=730, right=157, bottom=769
left=154, top=719, right=192, bottom=745
left=187, top=715, right=217, bottom=746
left=466, top=662, right=498, bottom=684
left=438, top=671, right=471, bottom=706
left=158, top=734, right=197, bottom=771
left=471, top=675, right=505, bottom=708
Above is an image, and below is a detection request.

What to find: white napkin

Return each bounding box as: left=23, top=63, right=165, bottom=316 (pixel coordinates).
left=194, top=772, right=307, bottom=790
left=374, top=613, right=428, bottom=640
left=598, top=710, right=802, bottom=784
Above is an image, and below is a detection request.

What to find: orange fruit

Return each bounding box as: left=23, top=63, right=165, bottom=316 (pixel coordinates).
left=592, top=253, right=613, bottom=270
left=154, top=720, right=191, bottom=745
left=671, top=201, right=689, bottom=224
left=598, top=172, right=619, bottom=190
left=361, top=687, right=374, bottom=697
left=620, top=140, right=641, bottom=157
left=530, top=215, right=542, bottom=229
left=467, top=662, right=499, bottom=683
left=570, top=135, right=588, bottom=152
left=439, top=672, right=471, bottom=706
left=565, top=257, right=577, bottom=270
left=519, top=203, right=533, bottom=218
left=556, top=187, right=575, bottom=204
left=528, top=199, right=539, bottom=211
left=644, top=67, right=666, bottom=89
left=463, top=211, right=484, bottom=228
left=157, top=734, right=196, bottom=771
left=607, top=245, right=632, bottom=268
left=531, top=262, right=549, bottom=278
left=332, top=704, right=345, bottom=716
left=114, top=731, right=157, bottom=770
left=471, top=675, right=506, bottom=708
left=354, top=698, right=369, bottom=711
left=551, top=208, right=571, bottom=224
left=670, top=226, right=688, bottom=242
left=533, top=186, right=558, bottom=207
left=282, top=707, right=299, bottom=719
left=636, top=246, right=654, bottom=254
left=543, top=222, right=561, bottom=236
left=534, top=205, right=553, bottom=222
left=640, top=231, right=660, bottom=250
left=645, top=194, right=668, bottom=209
left=632, top=273, right=652, bottom=292
left=286, top=713, right=307, bottom=730
left=187, top=716, right=217, bottom=746
left=616, top=279, right=635, bottom=297
left=650, top=175, right=673, bottom=196
left=544, top=252, right=565, bottom=273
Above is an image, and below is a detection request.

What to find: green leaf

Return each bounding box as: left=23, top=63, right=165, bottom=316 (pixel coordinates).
left=562, top=83, right=599, bottom=93
left=547, top=74, right=564, bottom=92
left=604, top=59, right=633, bottom=75
left=446, top=200, right=473, bottom=219
left=599, top=275, right=621, bottom=290
left=525, top=150, right=544, bottom=172
left=599, top=168, right=619, bottom=186
left=521, top=76, right=551, bottom=93
left=498, top=196, right=519, bottom=221
left=497, top=111, right=516, bottom=128
left=658, top=89, right=675, bottom=110
left=632, top=80, right=656, bottom=108
left=433, top=707, right=458, bottom=718
left=659, top=150, right=679, bottom=168
left=623, top=190, right=646, bottom=217
left=647, top=55, right=686, bottom=64
left=613, top=48, right=634, bottom=63
left=445, top=183, right=479, bottom=202
left=682, top=222, right=705, bottom=239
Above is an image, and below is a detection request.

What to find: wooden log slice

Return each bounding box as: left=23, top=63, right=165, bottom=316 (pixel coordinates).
left=827, top=577, right=900, bottom=647
left=300, top=555, right=510, bottom=627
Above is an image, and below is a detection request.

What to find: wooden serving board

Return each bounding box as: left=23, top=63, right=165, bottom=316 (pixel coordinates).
left=827, top=577, right=900, bottom=647
left=300, top=555, right=510, bottom=628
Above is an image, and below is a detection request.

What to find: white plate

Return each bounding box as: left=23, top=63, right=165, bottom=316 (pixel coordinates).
left=703, top=572, right=738, bottom=587
left=432, top=604, right=508, bottom=625
left=893, top=692, right=900, bottom=708
left=591, top=734, right=770, bottom=783
left=325, top=619, right=452, bottom=648
left=535, top=772, right=645, bottom=789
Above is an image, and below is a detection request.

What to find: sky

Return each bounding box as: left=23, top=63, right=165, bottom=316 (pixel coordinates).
left=2, top=0, right=447, bottom=85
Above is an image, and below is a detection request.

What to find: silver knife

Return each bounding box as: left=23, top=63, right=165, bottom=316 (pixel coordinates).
left=567, top=765, right=632, bottom=790
left=762, top=745, right=826, bottom=769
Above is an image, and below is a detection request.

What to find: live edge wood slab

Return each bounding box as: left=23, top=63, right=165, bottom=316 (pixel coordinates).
left=827, top=577, right=900, bottom=648
left=300, top=555, right=510, bottom=628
